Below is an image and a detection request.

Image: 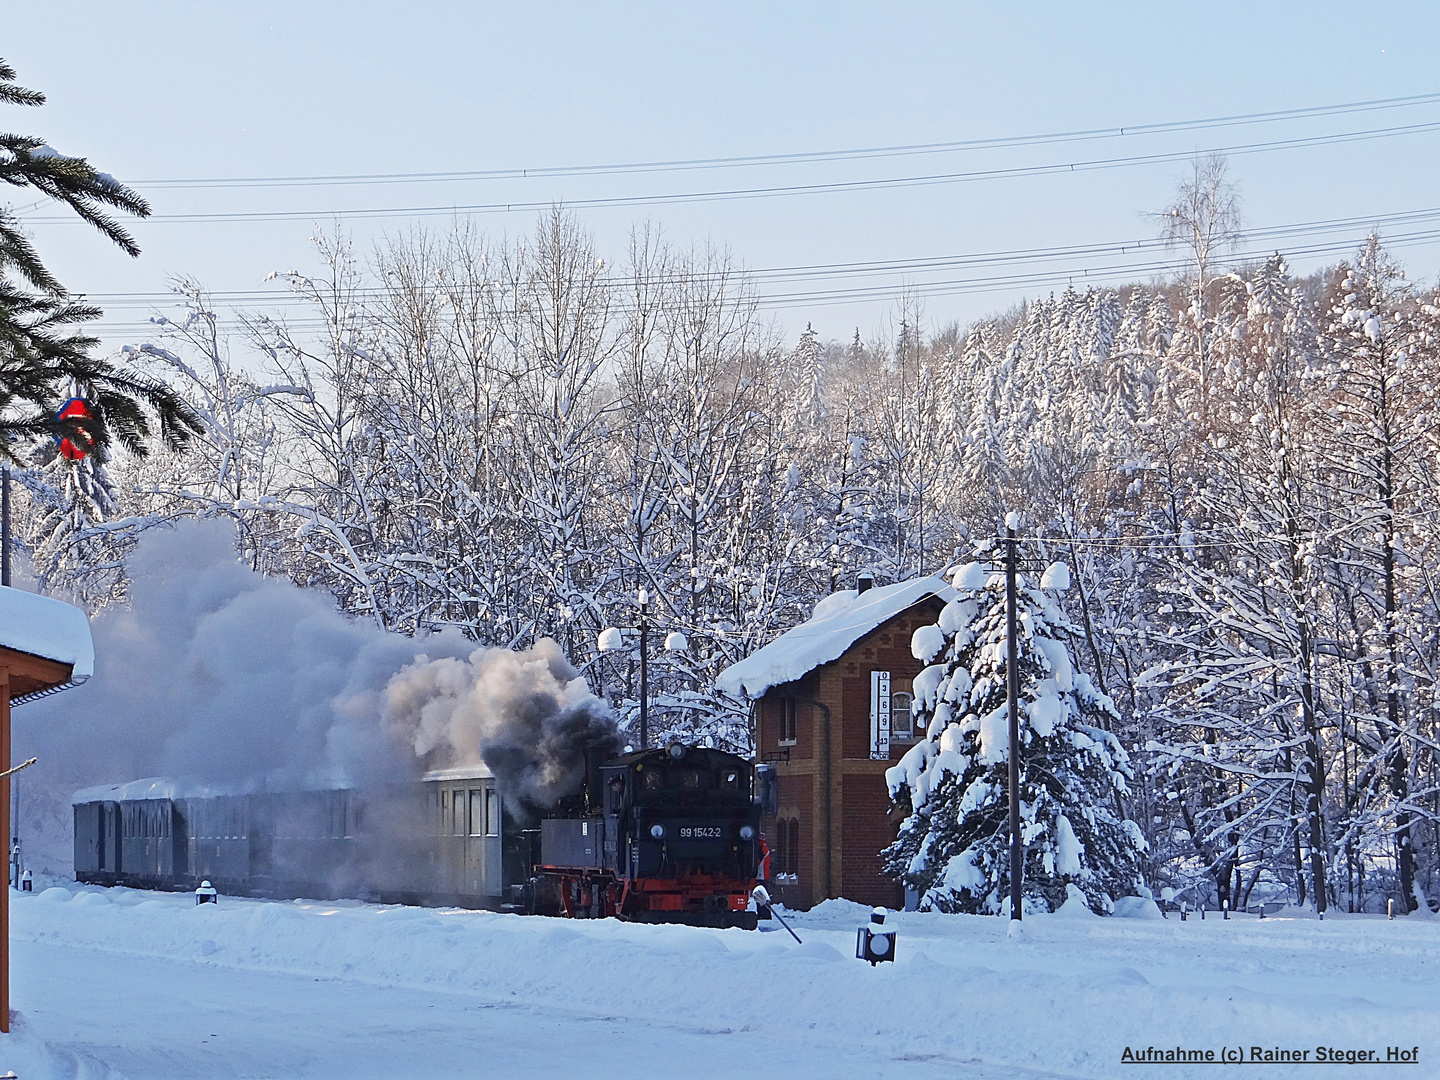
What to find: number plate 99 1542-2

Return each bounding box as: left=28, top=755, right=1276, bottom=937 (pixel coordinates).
left=678, top=826, right=724, bottom=839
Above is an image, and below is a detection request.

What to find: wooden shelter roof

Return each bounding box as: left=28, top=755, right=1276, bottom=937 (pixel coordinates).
left=0, top=586, right=93, bottom=704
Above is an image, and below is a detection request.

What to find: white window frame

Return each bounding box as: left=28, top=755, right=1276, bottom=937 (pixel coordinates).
left=778, top=696, right=798, bottom=747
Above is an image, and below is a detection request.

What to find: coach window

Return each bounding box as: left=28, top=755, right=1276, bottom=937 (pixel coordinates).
left=779, top=697, right=798, bottom=745
left=486, top=789, right=500, bottom=836
left=469, top=790, right=486, bottom=836
left=891, top=691, right=914, bottom=739
left=451, top=789, right=467, bottom=836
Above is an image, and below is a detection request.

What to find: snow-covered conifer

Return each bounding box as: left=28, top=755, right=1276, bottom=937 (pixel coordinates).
left=884, top=559, right=1146, bottom=914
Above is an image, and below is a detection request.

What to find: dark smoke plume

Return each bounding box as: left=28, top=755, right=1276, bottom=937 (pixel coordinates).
left=381, top=641, right=623, bottom=817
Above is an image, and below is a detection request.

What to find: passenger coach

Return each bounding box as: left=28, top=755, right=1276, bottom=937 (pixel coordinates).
left=74, top=766, right=505, bottom=907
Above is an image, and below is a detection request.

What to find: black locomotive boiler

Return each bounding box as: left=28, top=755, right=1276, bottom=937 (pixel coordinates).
left=73, top=744, right=775, bottom=929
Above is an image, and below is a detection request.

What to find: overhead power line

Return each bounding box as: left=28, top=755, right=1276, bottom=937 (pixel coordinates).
left=124, top=91, right=1440, bottom=190
left=74, top=203, right=1440, bottom=324
left=87, top=219, right=1440, bottom=334
left=22, top=119, right=1440, bottom=227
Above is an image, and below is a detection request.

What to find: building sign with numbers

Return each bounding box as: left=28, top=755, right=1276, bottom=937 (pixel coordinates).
left=870, top=670, right=891, bottom=760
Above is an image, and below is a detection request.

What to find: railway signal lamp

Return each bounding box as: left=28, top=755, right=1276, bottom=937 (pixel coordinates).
left=857, top=906, right=896, bottom=966
left=53, top=397, right=95, bottom=461
left=196, top=880, right=218, bottom=906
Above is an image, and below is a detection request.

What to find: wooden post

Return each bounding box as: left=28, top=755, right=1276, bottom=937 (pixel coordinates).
left=0, top=662, right=9, bottom=1033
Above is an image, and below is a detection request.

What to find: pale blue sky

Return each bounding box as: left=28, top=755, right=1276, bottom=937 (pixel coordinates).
left=9, top=2, right=1440, bottom=352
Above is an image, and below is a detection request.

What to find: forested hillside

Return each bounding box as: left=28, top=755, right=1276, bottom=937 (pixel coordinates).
left=11, top=193, right=1440, bottom=915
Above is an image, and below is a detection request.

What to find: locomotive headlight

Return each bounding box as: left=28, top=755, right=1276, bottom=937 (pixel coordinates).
left=739, top=825, right=755, bottom=839
left=650, top=824, right=666, bottom=839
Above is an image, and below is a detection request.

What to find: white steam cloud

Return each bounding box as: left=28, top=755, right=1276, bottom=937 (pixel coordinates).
left=15, top=519, right=616, bottom=873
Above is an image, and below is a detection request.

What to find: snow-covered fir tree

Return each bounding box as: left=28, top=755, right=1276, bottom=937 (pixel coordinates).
left=16, top=448, right=127, bottom=610
left=884, top=558, right=1148, bottom=914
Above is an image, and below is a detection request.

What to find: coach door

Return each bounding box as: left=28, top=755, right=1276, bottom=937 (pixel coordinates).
left=102, top=803, right=121, bottom=875
left=462, top=785, right=501, bottom=897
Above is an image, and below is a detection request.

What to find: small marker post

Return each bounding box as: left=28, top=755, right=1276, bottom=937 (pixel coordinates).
left=751, top=885, right=801, bottom=944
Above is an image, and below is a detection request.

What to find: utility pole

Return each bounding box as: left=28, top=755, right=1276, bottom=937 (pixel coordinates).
left=638, top=588, right=649, bottom=751
left=2, top=463, right=10, bottom=587
left=1005, top=520, right=1023, bottom=922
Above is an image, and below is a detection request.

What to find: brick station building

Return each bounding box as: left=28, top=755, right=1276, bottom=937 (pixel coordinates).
left=718, top=575, right=955, bottom=909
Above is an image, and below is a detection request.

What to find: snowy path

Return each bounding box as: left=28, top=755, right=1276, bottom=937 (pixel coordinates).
left=5, top=884, right=1438, bottom=1079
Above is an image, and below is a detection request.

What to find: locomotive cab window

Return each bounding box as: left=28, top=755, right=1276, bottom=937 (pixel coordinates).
left=642, top=768, right=664, bottom=793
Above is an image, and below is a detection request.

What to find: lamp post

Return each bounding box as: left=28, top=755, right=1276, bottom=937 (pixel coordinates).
left=638, top=589, right=649, bottom=750
left=598, top=588, right=687, bottom=752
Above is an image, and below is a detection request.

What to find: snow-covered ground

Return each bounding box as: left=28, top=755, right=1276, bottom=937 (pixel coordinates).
left=4, top=881, right=1436, bottom=1079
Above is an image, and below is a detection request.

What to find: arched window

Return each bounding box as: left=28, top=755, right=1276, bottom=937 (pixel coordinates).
left=786, top=818, right=800, bottom=877
left=891, top=691, right=914, bottom=738
left=774, top=818, right=801, bottom=881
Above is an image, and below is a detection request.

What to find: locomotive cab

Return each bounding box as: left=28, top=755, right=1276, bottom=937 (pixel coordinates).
left=535, top=743, right=761, bottom=928
left=606, top=744, right=756, bottom=881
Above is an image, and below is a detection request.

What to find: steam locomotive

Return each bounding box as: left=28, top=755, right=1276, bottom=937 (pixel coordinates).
left=73, top=743, right=776, bottom=930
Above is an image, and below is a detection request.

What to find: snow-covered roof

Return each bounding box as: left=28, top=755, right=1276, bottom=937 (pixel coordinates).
left=74, top=764, right=495, bottom=804
left=0, top=585, right=94, bottom=679
left=716, top=575, right=956, bottom=701
left=421, top=763, right=494, bottom=783
left=72, top=777, right=193, bottom=805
